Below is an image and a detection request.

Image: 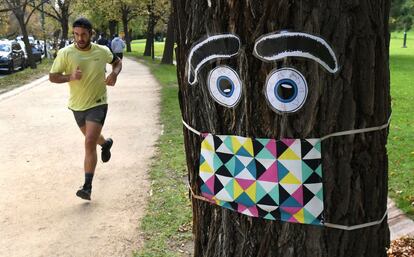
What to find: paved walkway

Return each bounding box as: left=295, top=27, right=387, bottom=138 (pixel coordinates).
left=0, top=58, right=161, bottom=257
left=388, top=198, right=414, bottom=240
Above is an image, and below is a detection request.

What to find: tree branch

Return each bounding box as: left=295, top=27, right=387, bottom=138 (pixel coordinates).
left=25, top=0, right=50, bottom=26
left=0, top=7, right=13, bottom=12
left=29, top=0, right=61, bottom=21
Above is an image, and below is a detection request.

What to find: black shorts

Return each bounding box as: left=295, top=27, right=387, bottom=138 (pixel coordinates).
left=115, top=53, right=123, bottom=59
left=72, top=104, right=108, bottom=127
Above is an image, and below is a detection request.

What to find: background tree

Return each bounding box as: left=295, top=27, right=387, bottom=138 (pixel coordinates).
left=4, top=0, right=48, bottom=69
left=390, top=0, right=414, bottom=30
left=161, top=12, right=174, bottom=64
left=172, top=1, right=391, bottom=257
left=76, top=0, right=141, bottom=52
left=143, top=0, right=169, bottom=57
left=119, top=1, right=140, bottom=52
left=0, top=7, right=11, bottom=37
left=34, top=0, right=74, bottom=49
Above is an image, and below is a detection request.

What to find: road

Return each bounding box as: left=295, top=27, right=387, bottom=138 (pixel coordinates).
left=0, top=58, right=161, bottom=257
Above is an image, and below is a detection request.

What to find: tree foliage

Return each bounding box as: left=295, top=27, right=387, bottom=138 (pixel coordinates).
left=76, top=0, right=143, bottom=32
left=391, top=0, right=414, bottom=31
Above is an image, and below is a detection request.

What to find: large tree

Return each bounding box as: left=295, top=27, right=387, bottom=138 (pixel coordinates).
left=119, top=1, right=140, bottom=52
left=143, top=0, right=169, bottom=57
left=161, top=12, right=174, bottom=64
left=76, top=0, right=141, bottom=52
left=34, top=0, right=74, bottom=49
left=4, top=0, right=47, bottom=69
left=172, top=1, right=391, bottom=257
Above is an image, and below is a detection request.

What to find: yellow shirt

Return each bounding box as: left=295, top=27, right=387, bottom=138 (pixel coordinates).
left=50, top=43, right=114, bottom=111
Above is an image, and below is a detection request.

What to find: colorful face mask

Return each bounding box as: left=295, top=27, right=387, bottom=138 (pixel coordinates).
left=184, top=31, right=390, bottom=230
left=199, top=134, right=324, bottom=225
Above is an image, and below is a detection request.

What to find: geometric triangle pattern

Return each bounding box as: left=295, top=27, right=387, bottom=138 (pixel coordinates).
left=199, top=134, right=324, bottom=225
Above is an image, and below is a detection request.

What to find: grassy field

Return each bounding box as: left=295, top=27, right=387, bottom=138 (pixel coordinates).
left=388, top=32, right=414, bottom=218
left=130, top=39, right=167, bottom=59
left=0, top=59, right=52, bottom=94
left=127, top=32, right=414, bottom=255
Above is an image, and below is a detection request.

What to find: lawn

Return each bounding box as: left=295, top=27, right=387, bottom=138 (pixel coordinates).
left=388, top=32, right=414, bottom=218
left=130, top=39, right=167, bottom=59
left=126, top=32, right=414, bottom=256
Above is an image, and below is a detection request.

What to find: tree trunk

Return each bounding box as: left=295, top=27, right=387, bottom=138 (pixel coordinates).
left=109, top=20, right=117, bottom=38
left=172, top=1, right=391, bottom=257
left=121, top=9, right=131, bottom=52
left=144, top=4, right=155, bottom=56
left=16, top=15, right=36, bottom=69
left=59, top=16, right=69, bottom=49
left=161, top=13, right=174, bottom=64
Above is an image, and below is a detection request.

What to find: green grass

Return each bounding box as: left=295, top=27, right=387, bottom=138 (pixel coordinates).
left=0, top=59, right=52, bottom=94
left=388, top=32, right=414, bottom=218
left=125, top=53, right=192, bottom=257
left=130, top=39, right=167, bottom=59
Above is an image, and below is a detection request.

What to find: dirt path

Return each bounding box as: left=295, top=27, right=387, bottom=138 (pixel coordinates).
left=0, top=58, right=160, bottom=257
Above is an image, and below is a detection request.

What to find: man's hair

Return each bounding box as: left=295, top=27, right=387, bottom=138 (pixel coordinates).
left=73, top=18, right=93, bottom=32
left=114, top=34, right=119, bottom=37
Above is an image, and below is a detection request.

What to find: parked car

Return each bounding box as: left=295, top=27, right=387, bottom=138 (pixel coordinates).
left=31, top=44, right=42, bottom=63
left=16, top=40, right=28, bottom=68
left=15, top=40, right=43, bottom=66
left=0, top=40, right=25, bottom=73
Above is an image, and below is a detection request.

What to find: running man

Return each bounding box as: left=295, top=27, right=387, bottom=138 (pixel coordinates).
left=49, top=17, right=122, bottom=200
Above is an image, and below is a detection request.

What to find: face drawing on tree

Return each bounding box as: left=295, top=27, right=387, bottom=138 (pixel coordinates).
left=184, top=31, right=389, bottom=229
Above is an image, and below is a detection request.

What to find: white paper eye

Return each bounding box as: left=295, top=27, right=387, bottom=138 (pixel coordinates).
left=264, top=68, right=308, bottom=113
left=208, top=66, right=242, bottom=108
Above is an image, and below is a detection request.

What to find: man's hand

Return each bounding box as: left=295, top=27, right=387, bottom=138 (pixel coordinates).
left=105, top=72, right=118, bottom=86
left=69, top=66, right=82, bottom=81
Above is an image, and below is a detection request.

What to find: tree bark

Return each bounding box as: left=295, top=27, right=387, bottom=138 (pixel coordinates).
left=120, top=3, right=135, bottom=53
left=59, top=16, right=69, bottom=49
left=109, top=20, right=117, bottom=38
left=172, top=1, right=391, bottom=257
left=121, top=10, right=131, bottom=52
left=161, top=13, right=174, bottom=64
left=144, top=3, right=155, bottom=57
left=16, top=15, right=36, bottom=69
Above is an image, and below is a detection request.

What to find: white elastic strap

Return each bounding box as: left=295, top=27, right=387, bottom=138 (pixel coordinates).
left=321, top=116, right=391, bottom=141
left=324, top=210, right=388, bottom=230
left=182, top=119, right=201, bottom=136
left=182, top=116, right=391, bottom=140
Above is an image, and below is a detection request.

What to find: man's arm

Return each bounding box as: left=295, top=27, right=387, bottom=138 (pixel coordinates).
left=49, top=73, right=71, bottom=83
left=105, top=58, right=122, bottom=86
left=49, top=66, right=82, bottom=83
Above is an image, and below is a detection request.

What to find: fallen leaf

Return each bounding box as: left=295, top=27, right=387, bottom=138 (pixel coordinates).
left=387, top=236, right=414, bottom=257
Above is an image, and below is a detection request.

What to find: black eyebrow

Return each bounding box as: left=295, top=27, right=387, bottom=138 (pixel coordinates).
left=187, top=34, right=240, bottom=85
left=253, top=32, right=339, bottom=73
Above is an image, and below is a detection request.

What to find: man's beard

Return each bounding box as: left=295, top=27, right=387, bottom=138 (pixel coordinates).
left=76, top=39, right=91, bottom=50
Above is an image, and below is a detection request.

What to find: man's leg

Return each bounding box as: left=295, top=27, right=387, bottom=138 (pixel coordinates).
left=75, top=105, right=112, bottom=200
left=84, top=120, right=103, bottom=174
left=79, top=125, right=113, bottom=163
left=76, top=121, right=102, bottom=200
left=79, top=126, right=106, bottom=146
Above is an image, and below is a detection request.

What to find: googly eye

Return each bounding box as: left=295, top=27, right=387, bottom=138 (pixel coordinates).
left=208, top=66, right=242, bottom=108
left=264, top=68, right=308, bottom=113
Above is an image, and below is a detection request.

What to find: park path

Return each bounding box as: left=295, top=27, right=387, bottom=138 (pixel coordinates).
left=0, top=58, right=160, bottom=257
